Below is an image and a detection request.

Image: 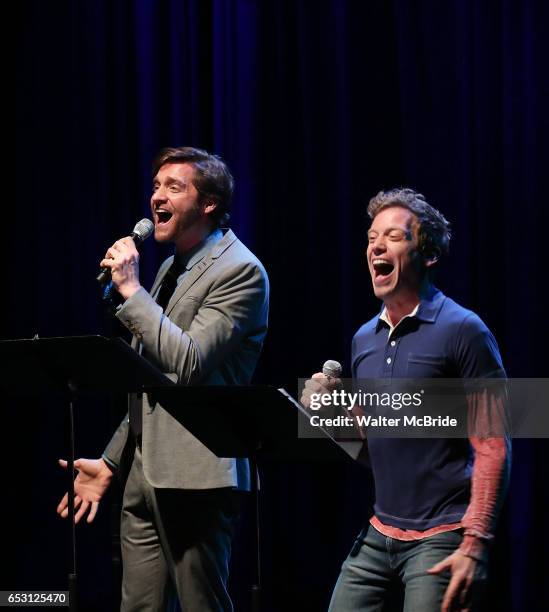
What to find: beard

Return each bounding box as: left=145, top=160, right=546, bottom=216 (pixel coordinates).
left=175, top=202, right=203, bottom=235
left=154, top=201, right=204, bottom=244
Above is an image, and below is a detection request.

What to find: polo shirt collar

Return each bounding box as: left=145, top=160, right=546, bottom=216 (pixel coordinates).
left=416, top=286, right=445, bottom=322
left=375, top=286, right=445, bottom=332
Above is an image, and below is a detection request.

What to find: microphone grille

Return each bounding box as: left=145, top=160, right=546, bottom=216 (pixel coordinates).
left=132, top=218, right=154, bottom=243
left=322, top=360, right=342, bottom=378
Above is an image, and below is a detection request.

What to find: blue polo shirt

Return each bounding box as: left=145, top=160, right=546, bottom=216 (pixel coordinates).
left=352, top=287, right=504, bottom=530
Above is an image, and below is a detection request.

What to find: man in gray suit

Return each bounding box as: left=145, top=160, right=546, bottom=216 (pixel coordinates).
left=57, top=147, right=269, bottom=611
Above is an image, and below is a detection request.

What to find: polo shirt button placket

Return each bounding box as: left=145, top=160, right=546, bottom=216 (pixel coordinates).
left=383, top=336, right=397, bottom=377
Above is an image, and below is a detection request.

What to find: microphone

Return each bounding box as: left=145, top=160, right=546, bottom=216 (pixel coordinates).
left=322, top=360, right=342, bottom=379
left=96, top=218, right=154, bottom=285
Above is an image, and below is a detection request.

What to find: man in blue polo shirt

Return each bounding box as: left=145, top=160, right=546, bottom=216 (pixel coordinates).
left=302, top=188, right=510, bottom=612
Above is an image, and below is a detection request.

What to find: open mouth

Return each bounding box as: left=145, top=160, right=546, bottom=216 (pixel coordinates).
left=156, top=210, right=173, bottom=225
left=372, top=259, right=395, bottom=283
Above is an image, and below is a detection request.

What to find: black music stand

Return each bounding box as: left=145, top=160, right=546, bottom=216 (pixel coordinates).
left=147, top=385, right=354, bottom=612
left=0, top=335, right=173, bottom=612
left=1, top=337, right=356, bottom=612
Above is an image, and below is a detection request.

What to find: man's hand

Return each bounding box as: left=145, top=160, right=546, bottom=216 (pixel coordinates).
left=100, top=237, right=141, bottom=300
left=300, top=372, right=342, bottom=410
left=57, top=458, right=113, bottom=524
left=428, top=550, right=482, bottom=612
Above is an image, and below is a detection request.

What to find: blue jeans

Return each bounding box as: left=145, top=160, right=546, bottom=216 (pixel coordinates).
left=329, top=525, right=485, bottom=612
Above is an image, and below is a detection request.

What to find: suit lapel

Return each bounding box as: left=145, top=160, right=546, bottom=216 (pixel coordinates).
left=164, top=229, right=238, bottom=316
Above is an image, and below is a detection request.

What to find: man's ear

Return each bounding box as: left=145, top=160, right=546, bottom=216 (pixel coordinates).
left=424, top=251, right=439, bottom=268
left=203, top=201, right=217, bottom=216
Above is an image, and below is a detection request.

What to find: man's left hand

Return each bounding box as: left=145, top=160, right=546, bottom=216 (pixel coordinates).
left=428, top=551, right=481, bottom=612
left=100, top=237, right=142, bottom=300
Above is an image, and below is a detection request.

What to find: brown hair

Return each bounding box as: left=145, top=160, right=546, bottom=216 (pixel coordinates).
left=153, top=147, right=234, bottom=227
left=367, top=188, right=451, bottom=261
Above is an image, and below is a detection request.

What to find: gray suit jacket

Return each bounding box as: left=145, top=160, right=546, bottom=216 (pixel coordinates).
left=103, top=229, right=269, bottom=490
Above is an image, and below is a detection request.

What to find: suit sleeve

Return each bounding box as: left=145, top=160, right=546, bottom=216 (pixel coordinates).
left=102, top=413, right=130, bottom=470
left=115, top=260, right=269, bottom=385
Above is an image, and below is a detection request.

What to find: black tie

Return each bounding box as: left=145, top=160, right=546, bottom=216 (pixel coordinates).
left=156, top=257, right=185, bottom=311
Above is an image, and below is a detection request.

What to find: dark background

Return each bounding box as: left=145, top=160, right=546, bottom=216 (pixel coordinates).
left=10, top=1, right=548, bottom=610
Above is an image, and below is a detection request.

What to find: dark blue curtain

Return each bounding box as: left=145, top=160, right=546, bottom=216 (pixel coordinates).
left=12, top=1, right=548, bottom=610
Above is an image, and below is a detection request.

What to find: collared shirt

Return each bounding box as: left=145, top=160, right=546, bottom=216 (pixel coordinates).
left=172, top=228, right=224, bottom=286
left=378, top=303, right=419, bottom=339
left=352, top=287, right=504, bottom=531
left=371, top=304, right=464, bottom=540
left=151, top=228, right=224, bottom=311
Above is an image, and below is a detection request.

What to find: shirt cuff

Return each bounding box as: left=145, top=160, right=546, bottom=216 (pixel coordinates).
left=101, top=454, right=118, bottom=472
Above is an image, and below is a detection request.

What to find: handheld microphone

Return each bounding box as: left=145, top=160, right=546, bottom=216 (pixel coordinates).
left=96, top=218, right=154, bottom=285
left=322, top=360, right=342, bottom=378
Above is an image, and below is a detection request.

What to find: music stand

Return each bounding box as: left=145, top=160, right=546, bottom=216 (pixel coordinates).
left=147, top=384, right=354, bottom=611
left=0, top=335, right=173, bottom=612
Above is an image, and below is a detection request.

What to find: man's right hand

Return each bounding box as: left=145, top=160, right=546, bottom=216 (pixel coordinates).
left=300, top=372, right=343, bottom=410
left=57, top=458, right=113, bottom=524
left=100, top=237, right=142, bottom=301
